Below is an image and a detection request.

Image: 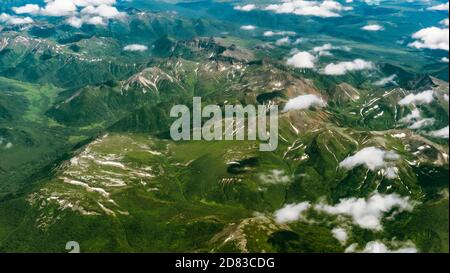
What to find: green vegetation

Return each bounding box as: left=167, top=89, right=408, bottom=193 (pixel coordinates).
left=0, top=0, right=448, bottom=253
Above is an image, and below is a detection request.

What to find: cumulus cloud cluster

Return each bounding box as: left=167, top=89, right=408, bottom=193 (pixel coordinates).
left=263, top=30, right=296, bottom=37
left=427, top=2, right=449, bottom=11
left=240, top=25, right=257, bottom=30
left=339, top=147, right=400, bottom=179
left=315, top=192, right=415, bottom=230
left=234, top=4, right=257, bottom=12
left=273, top=191, right=417, bottom=250
left=123, top=44, right=148, bottom=52
left=273, top=192, right=415, bottom=230
left=428, top=126, right=449, bottom=138
left=286, top=51, right=317, bottom=68
left=331, top=227, right=348, bottom=245
left=408, top=5, right=448, bottom=51
left=259, top=169, right=293, bottom=185
left=263, top=30, right=302, bottom=46
left=312, top=43, right=350, bottom=56
left=346, top=240, right=417, bottom=253
left=40, top=0, right=77, bottom=16
left=374, top=74, right=397, bottom=86
left=398, top=90, right=435, bottom=106
left=11, top=0, right=124, bottom=28
left=275, top=202, right=311, bottom=223
left=274, top=36, right=305, bottom=46
left=275, top=37, right=292, bottom=46
left=264, top=0, right=353, bottom=18
left=323, top=59, right=374, bottom=75
left=399, top=108, right=435, bottom=130
left=339, top=147, right=401, bottom=179
left=397, top=91, right=448, bottom=132
left=409, top=26, right=449, bottom=51
left=12, top=4, right=41, bottom=15
left=359, top=0, right=382, bottom=5
left=283, top=94, right=327, bottom=112
left=361, top=24, right=384, bottom=31
left=408, top=117, right=435, bottom=129
left=0, top=13, right=33, bottom=25
left=312, top=43, right=335, bottom=56
left=285, top=43, right=354, bottom=71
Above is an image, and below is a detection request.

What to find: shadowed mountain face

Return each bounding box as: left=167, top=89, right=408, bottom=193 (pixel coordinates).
left=0, top=0, right=448, bottom=253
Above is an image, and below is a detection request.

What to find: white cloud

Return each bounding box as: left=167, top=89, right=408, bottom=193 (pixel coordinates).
left=278, top=39, right=303, bottom=47
left=234, top=4, right=257, bottom=12
left=360, top=0, right=382, bottom=5
left=346, top=241, right=417, bottom=253
left=281, top=38, right=304, bottom=46
left=428, top=2, right=449, bottom=11
left=361, top=24, right=384, bottom=31
left=339, top=147, right=400, bottom=174
left=315, top=192, right=415, bottom=230
left=73, top=0, right=117, bottom=6
left=123, top=44, right=148, bottom=52
left=66, top=16, right=83, bottom=28
left=374, top=74, right=397, bottom=86
left=274, top=202, right=311, bottom=223
left=399, top=108, right=421, bottom=123
left=264, top=0, right=352, bottom=18
left=292, top=38, right=304, bottom=45
left=398, top=90, right=435, bottom=106
left=66, top=15, right=106, bottom=27
left=283, top=94, right=327, bottom=112
left=383, top=167, right=399, bottom=180
left=361, top=241, right=417, bottom=253
left=275, top=37, right=292, bottom=46
left=80, top=4, right=124, bottom=19
left=409, top=26, right=449, bottom=51
left=323, top=59, right=374, bottom=75
left=241, top=25, right=257, bottom=30
left=12, top=0, right=123, bottom=28
left=313, top=43, right=333, bottom=56
left=273, top=192, right=415, bottom=230
left=41, top=0, right=78, bottom=16
left=13, top=4, right=40, bottom=15
left=441, top=18, right=449, bottom=27
left=331, top=227, right=348, bottom=245
left=263, top=30, right=296, bottom=37
left=259, top=170, right=293, bottom=185
left=408, top=118, right=435, bottom=129
left=286, top=51, right=317, bottom=68
left=313, top=43, right=333, bottom=52
left=84, top=15, right=105, bottom=25
left=428, top=126, right=449, bottom=138
left=442, top=57, right=449, bottom=62
left=264, top=31, right=276, bottom=37
left=399, top=108, right=435, bottom=130
left=312, top=43, right=350, bottom=56
left=0, top=13, right=33, bottom=25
